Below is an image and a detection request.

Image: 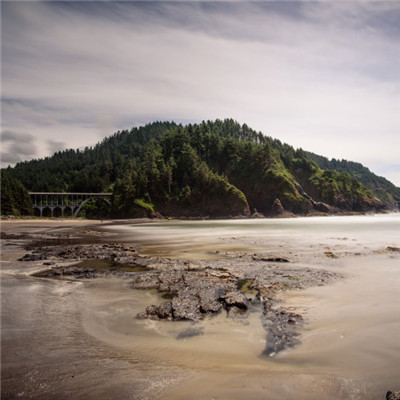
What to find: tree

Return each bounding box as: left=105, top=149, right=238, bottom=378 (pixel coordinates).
left=1, top=170, right=33, bottom=216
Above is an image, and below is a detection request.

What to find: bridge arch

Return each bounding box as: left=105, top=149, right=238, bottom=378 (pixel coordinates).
left=42, top=207, right=52, bottom=217
left=73, top=197, right=111, bottom=217
left=29, top=192, right=112, bottom=218
left=53, top=207, right=63, bottom=218
left=63, top=206, right=73, bottom=217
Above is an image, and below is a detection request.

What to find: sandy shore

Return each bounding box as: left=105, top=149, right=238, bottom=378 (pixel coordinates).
left=1, top=216, right=399, bottom=400
left=1, top=219, right=197, bottom=400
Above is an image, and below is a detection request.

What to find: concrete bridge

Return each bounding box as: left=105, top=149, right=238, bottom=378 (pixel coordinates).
left=29, top=192, right=112, bottom=217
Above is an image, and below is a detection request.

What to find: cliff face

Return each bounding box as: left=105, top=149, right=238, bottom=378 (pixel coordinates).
left=289, top=162, right=386, bottom=215
left=306, top=151, right=400, bottom=209
left=6, top=119, right=395, bottom=218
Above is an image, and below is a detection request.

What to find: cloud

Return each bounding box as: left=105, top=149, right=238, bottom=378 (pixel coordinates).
left=1, top=130, right=35, bottom=144
left=1, top=1, right=399, bottom=185
left=1, top=130, right=38, bottom=165
left=47, top=139, right=66, bottom=155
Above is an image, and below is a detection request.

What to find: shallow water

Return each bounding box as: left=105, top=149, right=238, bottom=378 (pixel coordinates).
left=107, top=214, right=400, bottom=260
left=2, top=214, right=400, bottom=399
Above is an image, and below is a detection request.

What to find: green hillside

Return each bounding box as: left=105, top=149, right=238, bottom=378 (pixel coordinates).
left=3, top=119, right=397, bottom=218
left=306, top=152, right=400, bottom=208
left=0, top=170, right=33, bottom=216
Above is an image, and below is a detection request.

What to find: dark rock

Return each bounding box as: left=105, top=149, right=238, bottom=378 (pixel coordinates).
left=386, top=247, right=400, bottom=253
left=157, top=302, right=173, bottom=319
left=261, top=300, right=304, bottom=357
left=252, top=255, right=289, bottom=263
left=138, top=305, right=163, bottom=320
left=172, top=292, right=200, bottom=321
left=1, top=232, right=32, bottom=240
left=251, top=208, right=265, bottom=218
left=387, top=392, right=400, bottom=400
left=314, top=201, right=332, bottom=213
left=18, top=253, right=42, bottom=261
left=25, top=236, right=342, bottom=358
left=130, top=272, right=160, bottom=290
left=271, top=198, right=284, bottom=215
left=21, top=243, right=139, bottom=263
left=198, top=288, right=223, bottom=314
left=227, top=306, right=247, bottom=318
left=267, top=257, right=289, bottom=263
left=223, top=291, right=249, bottom=310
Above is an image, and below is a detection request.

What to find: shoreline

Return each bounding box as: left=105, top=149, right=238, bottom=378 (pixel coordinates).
left=1, top=208, right=398, bottom=224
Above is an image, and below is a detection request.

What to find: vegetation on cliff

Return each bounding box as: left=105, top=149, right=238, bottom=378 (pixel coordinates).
left=3, top=119, right=397, bottom=217
left=306, top=152, right=400, bottom=208
left=0, top=170, right=33, bottom=216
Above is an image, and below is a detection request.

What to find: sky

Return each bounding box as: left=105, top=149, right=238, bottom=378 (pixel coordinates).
left=1, top=1, right=399, bottom=186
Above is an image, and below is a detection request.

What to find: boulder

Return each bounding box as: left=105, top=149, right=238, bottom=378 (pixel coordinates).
left=172, top=292, right=200, bottom=321
left=18, top=253, right=42, bottom=261
left=271, top=199, right=284, bottom=216
left=198, top=288, right=223, bottom=314
left=223, top=291, right=249, bottom=310
left=387, top=392, right=400, bottom=400
left=314, top=201, right=332, bottom=213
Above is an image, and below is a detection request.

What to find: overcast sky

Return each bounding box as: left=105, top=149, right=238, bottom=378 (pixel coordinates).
left=1, top=1, right=399, bottom=185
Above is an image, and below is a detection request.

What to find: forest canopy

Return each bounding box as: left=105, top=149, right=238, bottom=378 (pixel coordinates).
left=2, top=119, right=398, bottom=218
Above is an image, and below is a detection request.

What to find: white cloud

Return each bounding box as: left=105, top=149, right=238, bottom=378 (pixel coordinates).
left=1, top=1, right=399, bottom=185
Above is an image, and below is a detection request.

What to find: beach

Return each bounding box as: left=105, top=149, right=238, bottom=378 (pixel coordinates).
left=1, top=215, right=399, bottom=399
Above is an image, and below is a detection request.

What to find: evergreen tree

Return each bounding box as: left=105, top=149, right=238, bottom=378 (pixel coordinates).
left=1, top=170, right=33, bottom=216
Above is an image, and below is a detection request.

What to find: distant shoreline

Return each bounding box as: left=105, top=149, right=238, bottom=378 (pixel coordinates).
left=1, top=209, right=397, bottom=225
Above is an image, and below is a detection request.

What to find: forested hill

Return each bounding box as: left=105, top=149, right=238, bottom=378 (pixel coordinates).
left=306, top=152, right=400, bottom=206
left=3, top=119, right=399, bottom=218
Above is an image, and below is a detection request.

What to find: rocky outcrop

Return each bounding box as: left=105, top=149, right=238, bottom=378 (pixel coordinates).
left=387, top=392, right=400, bottom=400
left=271, top=199, right=284, bottom=216
left=262, top=300, right=304, bottom=356
left=21, top=237, right=340, bottom=357
left=135, top=269, right=242, bottom=322
left=19, top=243, right=138, bottom=264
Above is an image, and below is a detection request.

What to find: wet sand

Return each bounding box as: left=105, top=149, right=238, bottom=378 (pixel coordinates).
left=1, top=216, right=400, bottom=399
left=1, top=219, right=194, bottom=400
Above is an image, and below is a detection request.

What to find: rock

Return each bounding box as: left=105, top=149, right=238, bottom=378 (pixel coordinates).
left=130, top=272, right=160, bottom=290
left=18, top=253, right=42, bottom=261
left=324, top=251, right=338, bottom=258
left=314, top=201, right=332, bottom=213
left=24, top=236, right=342, bottom=358
left=271, top=198, right=284, bottom=215
left=172, top=292, right=200, bottom=321
left=387, top=392, right=400, bottom=400
left=20, top=243, right=139, bottom=263
left=1, top=232, right=32, bottom=240
left=157, top=302, right=173, bottom=319
left=252, top=255, right=289, bottom=263
left=261, top=301, right=304, bottom=357
left=223, top=291, right=249, bottom=310
left=227, top=306, right=247, bottom=318
left=137, top=305, right=159, bottom=320
left=251, top=208, right=265, bottom=218
left=198, top=288, right=224, bottom=314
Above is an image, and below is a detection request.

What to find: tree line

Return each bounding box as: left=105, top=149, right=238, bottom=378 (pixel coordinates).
left=2, top=119, right=397, bottom=218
